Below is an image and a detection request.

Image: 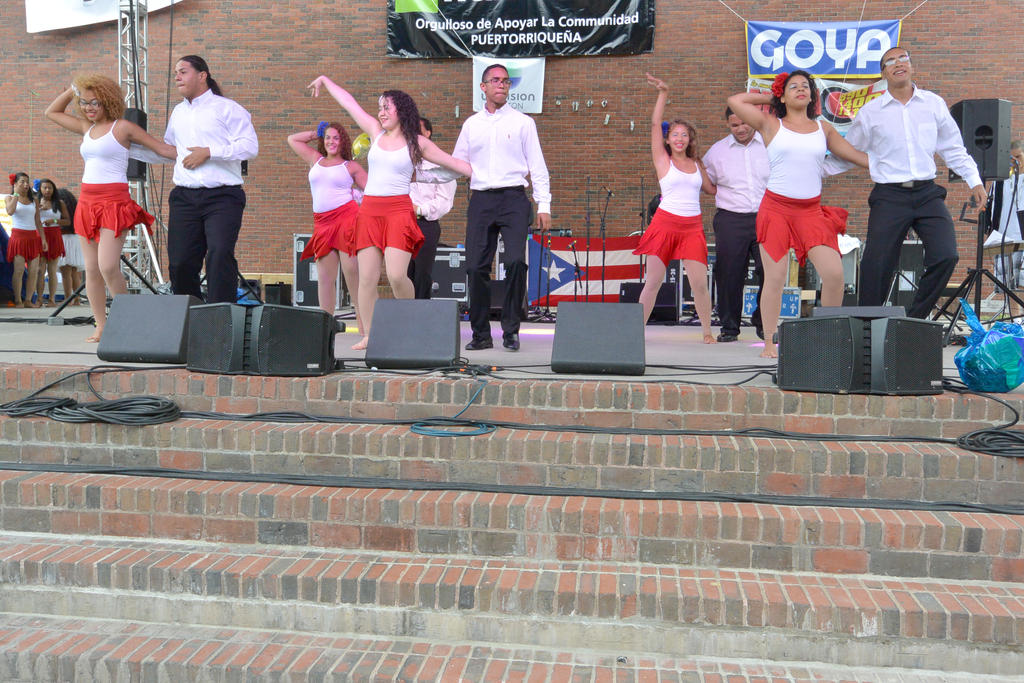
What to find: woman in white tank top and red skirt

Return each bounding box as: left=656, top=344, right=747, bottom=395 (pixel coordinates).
left=5, top=172, right=47, bottom=307
left=288, top=121, right=368, bottom=336
left=45, top=74, right=177, bottom=342
left=635, top=75, right=717, bottom=343
left=728, top=70, right=869, bottom=357
left=307, top=75, right=472, bottom=350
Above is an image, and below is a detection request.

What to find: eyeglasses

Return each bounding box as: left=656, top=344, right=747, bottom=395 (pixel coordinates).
left=882, top=54, right=911, bottom=69
left=485, top=77, right=512, bottom=86
left=78, top=99, right=101, bottom=108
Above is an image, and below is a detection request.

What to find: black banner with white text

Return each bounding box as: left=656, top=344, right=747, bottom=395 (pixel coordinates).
left=387, top=0, right=655, bottom=58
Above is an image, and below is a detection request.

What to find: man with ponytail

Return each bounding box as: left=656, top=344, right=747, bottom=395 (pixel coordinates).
left=164, top=55, right=259, bottom=303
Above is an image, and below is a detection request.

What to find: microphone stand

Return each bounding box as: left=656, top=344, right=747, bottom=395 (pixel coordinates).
left=531, top=231, right=556, bottom=322
left=600, top=187, right=613, bottom=301
left=584, top=177, right=592, bottom=302
left=569, top=240, right=583, bottom=302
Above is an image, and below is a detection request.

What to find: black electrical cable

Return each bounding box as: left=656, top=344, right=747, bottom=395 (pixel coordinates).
left=2, top=365, right=1023, bottom=458
left=0, top=460, right=1019, bottom=516
left=0, top=316, right=93, bottom=326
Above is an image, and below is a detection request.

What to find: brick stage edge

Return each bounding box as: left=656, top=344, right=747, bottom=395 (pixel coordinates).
left=0, top=358, right=1022, bottom=681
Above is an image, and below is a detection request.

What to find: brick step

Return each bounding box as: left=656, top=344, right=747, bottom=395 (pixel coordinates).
left=2, top=471, right=1022, bottom=581
left=1, top=533, right=1022, bottom=674
left=1, top=364, right=1018, bottom=438
left=2, top=613, right=1014, bottom=683
left=3, top=417, right=1023, bottom=506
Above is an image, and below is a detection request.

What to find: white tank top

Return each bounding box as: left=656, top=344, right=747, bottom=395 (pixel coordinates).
left=766, top=120, right=826, bottom=200
left=38, top=205, right=61, bottom=228
left=80, top=121, right=129, bottom=184
left=657, top=161, right=702, bottom=217
left=9, top=199, right=37, bottom=231
left=308, top=159, right=356, bottom=213
left=363, top=133, right=413, bottom=196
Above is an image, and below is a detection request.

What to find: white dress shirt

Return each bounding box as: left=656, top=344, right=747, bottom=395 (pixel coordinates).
left=453, top=103, right=551, bottom=214
left=409, top=160, right=456, bottom=222
left=702, top=132, right=770, bottom=213
left=164, top=89, right=258, bottom=188
left=823, top=85, right=982, bottom=188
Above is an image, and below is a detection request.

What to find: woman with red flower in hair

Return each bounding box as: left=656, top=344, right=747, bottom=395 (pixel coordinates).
left=5, top=172, right=46, bottom=307
left=728, top=70, right=868, bottom=358
left=45, top=74, right=177, bottom=341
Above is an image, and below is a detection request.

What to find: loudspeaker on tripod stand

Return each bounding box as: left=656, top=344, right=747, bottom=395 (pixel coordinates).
left=950, top=99, right=1012, bottom=180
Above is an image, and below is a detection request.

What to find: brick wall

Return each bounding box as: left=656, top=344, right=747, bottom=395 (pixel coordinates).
left=0, top=0, right=1019, bottom=282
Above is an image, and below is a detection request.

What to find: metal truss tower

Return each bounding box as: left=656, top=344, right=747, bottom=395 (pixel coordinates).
left=117, top=0, right=165, bottom=291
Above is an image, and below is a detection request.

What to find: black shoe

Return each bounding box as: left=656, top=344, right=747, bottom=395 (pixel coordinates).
left=716, top=333, right=739, bottom=343
left=502, top=333, right=520, bottom=351
left=465, top=337, right=493, bottom=351
left=756, top=327, right=765, bottom=340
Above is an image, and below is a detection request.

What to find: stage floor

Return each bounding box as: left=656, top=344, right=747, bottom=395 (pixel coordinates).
left=0, top=302, right=1015, bottom=392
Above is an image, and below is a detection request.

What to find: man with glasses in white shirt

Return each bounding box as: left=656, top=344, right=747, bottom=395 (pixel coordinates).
left=825, top=46, right=987, bottom=318
left=454, top=64, right=551, bottom=351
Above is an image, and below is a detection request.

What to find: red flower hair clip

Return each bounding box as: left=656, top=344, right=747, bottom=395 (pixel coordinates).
left=8, top=173, right=16, bottom=186
left=770, top=72, right=789, bottom=98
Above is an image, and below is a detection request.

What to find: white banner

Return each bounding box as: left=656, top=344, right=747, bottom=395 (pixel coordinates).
left=472, top=57, right=545, bottom=114
left=26, top=0, right=182, bottom=34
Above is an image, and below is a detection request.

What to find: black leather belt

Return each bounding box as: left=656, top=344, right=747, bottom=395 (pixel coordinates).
left=880, top=179, right=933, bottom=189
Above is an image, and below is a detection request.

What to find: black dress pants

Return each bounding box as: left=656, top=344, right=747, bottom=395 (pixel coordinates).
left=168, top=185, right=246, bottom=304
left=408, top=217, right=441, bottom=299
left=712, top=209, right=763, bottom=336
left=465, top=187, right=530, bottom=341
left=859, top=181, right=957, bottom=319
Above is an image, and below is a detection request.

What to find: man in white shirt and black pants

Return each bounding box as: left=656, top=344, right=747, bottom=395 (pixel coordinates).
left=454, top=64, right=551, bottom=351
left=702, top=107, right=770, bottom=342
left=825, top=46, right=987, bottom=319
left=164, top=55, right=258, bottom=304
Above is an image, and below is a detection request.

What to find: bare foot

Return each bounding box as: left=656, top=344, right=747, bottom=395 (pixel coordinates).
left=26, top=301, right=40, bottom=309
left=85, top=332, right=102, bottom=343
left=351, top=336, right=369, bottom=351
left=760, top=343, right=777, bottom=359
left=703, top=333, right=717, bottom=344
left=15, top=301, right=24, bottom=308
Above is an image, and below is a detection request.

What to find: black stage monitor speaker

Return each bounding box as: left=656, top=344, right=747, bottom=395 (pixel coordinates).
left=98, top=294, right=201, bottom=363
left=777, top=314, right=942, bottom=395
left=619, top=282, right=678, bottom=323
left=124, top=107, right=147, bottom=181
left=551, top=302, right=645, bottom=375
left=869, top=317, right=944, bottom=395
left=777, top=315, right=868, bottom=393
left=252, top=305, right=336, bottom=376
left=187, top=304, right=336, bottom=375
left=813, top=305, right=906, bottom=318
left=950, top=99, right=1012, bottom=180
left=364, top=299, right=459, bottom=369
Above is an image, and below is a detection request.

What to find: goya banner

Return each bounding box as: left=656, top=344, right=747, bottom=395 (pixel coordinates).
left=388, top=0, right=655, bottom=58
left=747, top=20, right=901, bottom=78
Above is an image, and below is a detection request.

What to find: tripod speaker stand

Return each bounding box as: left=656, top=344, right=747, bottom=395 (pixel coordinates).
left=934, top=98, right=1020, bottom=343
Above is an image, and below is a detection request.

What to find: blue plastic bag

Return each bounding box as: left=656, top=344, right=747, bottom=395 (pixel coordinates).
left=953, top=298, right=1024, bottom=392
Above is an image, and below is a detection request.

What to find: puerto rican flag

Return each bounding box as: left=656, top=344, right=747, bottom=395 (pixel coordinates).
left=527, top=235, right=644, bottom=305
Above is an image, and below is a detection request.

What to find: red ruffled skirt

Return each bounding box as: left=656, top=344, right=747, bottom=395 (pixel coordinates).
left=633, top=209, right=708, bottom=265
left=6, top=229, right=43, bottom=262
left=354, top=194, right=423, bottom=256
left=42, top=226, right=65, bottom=259
left=756, top=190, right=847, bottom=265
left=301, top=200, right=360, bottom=260
left=74, top=182, right=155, bottom=242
